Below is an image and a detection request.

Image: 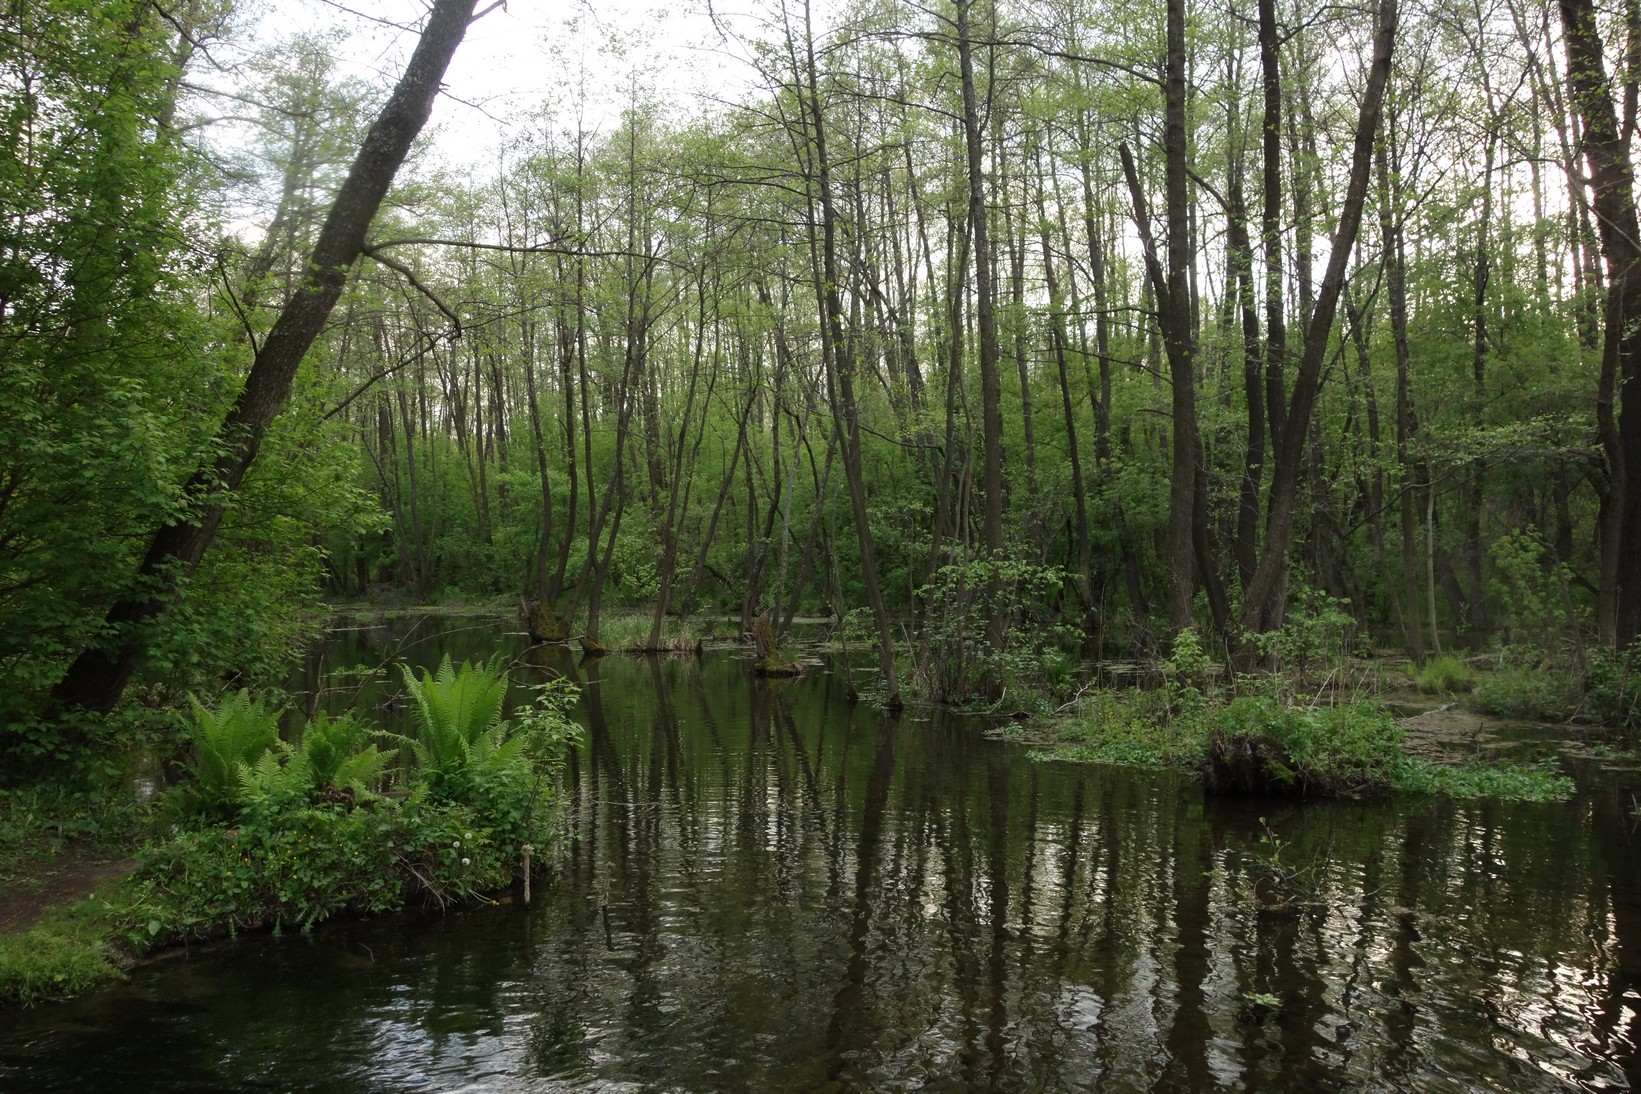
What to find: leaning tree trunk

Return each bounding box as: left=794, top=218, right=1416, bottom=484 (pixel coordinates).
left=54, top=0, right=483, bottom=716
left=1238, top=0, right=1397, bottom=649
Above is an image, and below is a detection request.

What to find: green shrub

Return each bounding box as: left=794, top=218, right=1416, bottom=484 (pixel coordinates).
left=1252, top=585, right=1357, bottom=680
left=1209, top=697, right=1408, bottom=795
left=131, top=795, right=502, bottom=939
left=1583, top=646, right=1641, bottom=729
left=1415, top=655, right=1479, bottom=695
left=1043, top=690, right=1573, bottom=803
left=911, top=555, right=1078, bottom=706
left=1470, top=666, right=1580, bottom=721
left=1040, top=688, right=1210, bottom=768
left=132, top=660, right=579, bottom=945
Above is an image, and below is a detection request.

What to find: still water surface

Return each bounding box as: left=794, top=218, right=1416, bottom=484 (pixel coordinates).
left=3, top=614, right=1641, bottom=1091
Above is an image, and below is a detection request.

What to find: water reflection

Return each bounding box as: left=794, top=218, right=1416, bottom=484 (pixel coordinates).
left=1, top=617, right=1639, bottom=1091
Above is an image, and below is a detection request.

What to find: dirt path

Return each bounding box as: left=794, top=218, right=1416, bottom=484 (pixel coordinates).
left=0, top=849, right=133, bottom=934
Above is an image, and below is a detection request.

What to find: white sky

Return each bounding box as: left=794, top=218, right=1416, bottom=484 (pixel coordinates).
left=215, top=0, right=783, bottom=173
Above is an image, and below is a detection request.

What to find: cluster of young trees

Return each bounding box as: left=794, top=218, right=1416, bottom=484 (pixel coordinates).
left=3, top=0, right=1639, bottom=738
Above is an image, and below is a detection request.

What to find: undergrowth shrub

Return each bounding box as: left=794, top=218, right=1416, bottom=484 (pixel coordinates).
left=1583, top=645, right=1641, bottom=729
left=1205, top=697, right=1408, bottom=796
left=1469, top=666, right=1580, bottom=721
left=911, top=555, right=1078, bottom=709
left=1044, top=687, right=1210, bottom=768
left=133, top=658, right=578, bottom=945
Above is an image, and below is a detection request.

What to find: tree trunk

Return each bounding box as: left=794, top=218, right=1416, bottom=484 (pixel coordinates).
left=53, top=0, right=481, bottom=715
left=1238, top=0, right=1397, bottom=647
left=1118, top=0, right=1197, bottom=636
left=1561, top=0, right=1641, bottom=645
left=956, top=0, right=1010, bottom=674
left=798, top=0, right=901, bottom=707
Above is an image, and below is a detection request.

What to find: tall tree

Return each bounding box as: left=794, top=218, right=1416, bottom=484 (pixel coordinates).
left=1239, top=0, right=1398, bottom=642
left=1560, top=0, right=1641, bottom=644
left=53, top=0, right=486, bottom=715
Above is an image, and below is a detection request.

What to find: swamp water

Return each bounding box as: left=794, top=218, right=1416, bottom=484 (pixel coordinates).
left=3, top=614, right=1641, bottom=1091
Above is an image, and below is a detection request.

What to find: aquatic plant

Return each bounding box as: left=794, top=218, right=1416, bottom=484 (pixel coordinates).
left=585, top=613, right=701, bottom=654
left=1414, top=655, right=1479, bottom=695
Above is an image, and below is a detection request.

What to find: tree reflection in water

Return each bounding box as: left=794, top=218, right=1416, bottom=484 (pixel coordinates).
left=0, top=620, right=1636, bottom=1093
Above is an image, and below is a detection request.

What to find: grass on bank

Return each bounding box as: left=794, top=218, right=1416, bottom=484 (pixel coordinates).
left=0, top=890, right=124, bottom=1007
left=1038, top=685, right=1573, bottom=803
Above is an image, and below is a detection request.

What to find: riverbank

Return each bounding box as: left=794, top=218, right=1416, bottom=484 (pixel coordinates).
left=1021, top=674, right=1595, bottom=802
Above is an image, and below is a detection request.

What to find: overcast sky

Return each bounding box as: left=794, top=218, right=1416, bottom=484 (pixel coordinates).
left=214, top=0, right=781, bottom=172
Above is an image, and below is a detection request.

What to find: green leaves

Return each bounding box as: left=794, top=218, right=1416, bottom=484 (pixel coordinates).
left=134, top=662, right=580, bottom=944
left=399, top=654, right=509, bottom=786
left=167, top=690, right=284, bottom=822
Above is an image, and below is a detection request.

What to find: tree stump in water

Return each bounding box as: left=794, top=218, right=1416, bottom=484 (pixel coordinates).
left=520, top=599, right=569, bottom=643
left=1199, top=729, right=1301, bottom=795
left=1199, top=728, right=1380, bottom=798
left=750, top=611, right=801, bottom=676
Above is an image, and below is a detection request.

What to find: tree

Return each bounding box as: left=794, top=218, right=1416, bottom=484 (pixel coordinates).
left=1559, top=0, right=1641, bottom=646
left=1238, top=0, right=1398, bottom=646
left=53, top=0, right=486, bottom=717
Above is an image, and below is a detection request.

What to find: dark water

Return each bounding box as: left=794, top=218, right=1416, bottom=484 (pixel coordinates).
left=4, top=614, right=1641, bottom=1091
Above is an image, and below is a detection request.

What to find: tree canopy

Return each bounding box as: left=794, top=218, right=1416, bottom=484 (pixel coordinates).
left=3, top=0, right=1636, bottom=746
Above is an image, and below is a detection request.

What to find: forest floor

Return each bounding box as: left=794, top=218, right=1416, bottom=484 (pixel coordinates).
left=0, top=845, right=132, bottom=936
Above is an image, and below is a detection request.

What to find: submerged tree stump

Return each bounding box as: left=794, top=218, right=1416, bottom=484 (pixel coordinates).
left=750, top=610, right=801, bottom=677
left=520, top=599, right=569, bottom=643
left=1200, top=729, right=1301, bottom=796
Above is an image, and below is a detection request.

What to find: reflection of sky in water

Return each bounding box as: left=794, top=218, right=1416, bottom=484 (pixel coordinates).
left=2, top=613, right=1638, bottom=1091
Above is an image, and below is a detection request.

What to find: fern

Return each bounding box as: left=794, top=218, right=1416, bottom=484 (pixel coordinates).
left=401, top=656, right=509, bottom=782
left=164, top=690, right=284, bottom=822
left=235, top=742, right=311, bottom=814
left=300, top=712, right=386, bottom=794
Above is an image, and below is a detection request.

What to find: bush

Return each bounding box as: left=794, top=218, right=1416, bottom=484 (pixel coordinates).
left=1583, top=645, right=1641, bottom=729
left=911, top=555, right=1078, bottom=706
left=1040, top=688, right=1210, bottom=768
left=132, top=795, right=504, bottom=939
left=1414, top=655, right=1479, bottom=695
left=1204, top=697, right=1408, bottom=796
left=1470, top=666, right=1580, bottom=721
left=132, top=659, right=579, bottom=945
left=1041, top=691, right=1572, bottom=803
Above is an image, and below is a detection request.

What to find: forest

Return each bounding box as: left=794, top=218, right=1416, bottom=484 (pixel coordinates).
left=3, top=0, right=1638, bottom=744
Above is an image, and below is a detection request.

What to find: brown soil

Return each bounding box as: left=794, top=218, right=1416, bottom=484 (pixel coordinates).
left=0, top=848, right=133, bottom=935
